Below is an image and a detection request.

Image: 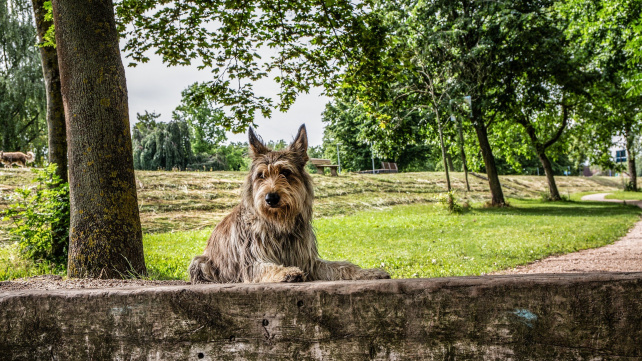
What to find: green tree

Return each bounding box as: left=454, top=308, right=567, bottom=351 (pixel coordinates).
left=0, top=0, right=47, bottom=158
left=172, top=84, right=227, bottom=154
left=132, top=113, right=193, bottom=171
left=562, top=0, right=642, bottom=189
left=561, top=0, right=642, bottom=96
left=116, top=0, right=374, bottom=130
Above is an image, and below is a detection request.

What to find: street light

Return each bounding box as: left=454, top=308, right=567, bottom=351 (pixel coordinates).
left=336, top=142, right=342, bottom=174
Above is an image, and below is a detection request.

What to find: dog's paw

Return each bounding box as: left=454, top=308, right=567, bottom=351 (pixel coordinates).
left=355, top=268, right=391, bottom=280
left=275, top=267, right=305, bottom=283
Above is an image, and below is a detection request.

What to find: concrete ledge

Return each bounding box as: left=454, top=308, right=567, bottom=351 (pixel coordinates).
left=2, top=273, right=642, bottom=360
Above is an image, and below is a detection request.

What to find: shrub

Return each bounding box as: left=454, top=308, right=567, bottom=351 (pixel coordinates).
left=435, top=190, right=467, bottom=214
left=2, top=164, right=69, bottom=264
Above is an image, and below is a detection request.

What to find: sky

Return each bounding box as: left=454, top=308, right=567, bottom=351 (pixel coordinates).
left=123, top=54, right=330, bottom=147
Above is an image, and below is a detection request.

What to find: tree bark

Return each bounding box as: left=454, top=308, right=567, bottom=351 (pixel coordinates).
left=32, top=0, right=68, bottom=260
left=471, top=106, right=505, bottom=206
left=537, top=151, right=561, bottom=200
left=446, top=153, right=455, bottom=172
left=53, top=0, right=146, bottom=278
left=624, top=126, right=637, bottom=191
left=31, top=0, right=67, bottom=183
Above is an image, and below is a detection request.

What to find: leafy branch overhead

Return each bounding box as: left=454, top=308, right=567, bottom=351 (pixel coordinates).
left=116, top=0, right=382, bottom=131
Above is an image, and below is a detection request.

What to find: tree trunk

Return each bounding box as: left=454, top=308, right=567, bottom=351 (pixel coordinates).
left=537, top=150, right=561, bottom=201
left=625, top=127, right=637, bottom=191
left=471, top=107, right=505, bottom=206
left=446, top=153, right=455, bottom=172
left=32, top=0, right=68, bottom=260
left=436, top=116, right=452, bottom=191
left=32, top=0, right=67, bottom=183
left=52, top=0, right=146, bottom=278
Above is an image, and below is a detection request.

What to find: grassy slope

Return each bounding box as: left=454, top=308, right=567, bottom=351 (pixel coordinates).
left=0, top=168, right=635, bottom=280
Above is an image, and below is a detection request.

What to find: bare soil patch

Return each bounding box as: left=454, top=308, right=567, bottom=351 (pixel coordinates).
left=0, top=274, right=188, bottom=292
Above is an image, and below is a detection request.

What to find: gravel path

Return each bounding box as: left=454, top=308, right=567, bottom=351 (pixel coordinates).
left=494, top=193, right=642, bottom=275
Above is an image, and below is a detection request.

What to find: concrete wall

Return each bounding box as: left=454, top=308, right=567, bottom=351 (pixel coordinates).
left=1, top=273, right=641, bottom=360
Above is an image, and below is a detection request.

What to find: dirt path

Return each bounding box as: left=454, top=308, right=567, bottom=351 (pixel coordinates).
left=494, top=193, right=642, bottom=274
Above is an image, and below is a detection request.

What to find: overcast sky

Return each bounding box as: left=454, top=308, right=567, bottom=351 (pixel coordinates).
left=123, top=53, right=330, bottom=146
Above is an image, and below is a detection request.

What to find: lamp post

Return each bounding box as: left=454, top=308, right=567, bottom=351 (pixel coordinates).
left=336, top=142, right=342, bottom=174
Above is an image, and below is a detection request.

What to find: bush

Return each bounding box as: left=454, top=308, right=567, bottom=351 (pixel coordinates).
left=435, top=190, right=467, bottom=214
left=2, top=164, right=69, bottom=264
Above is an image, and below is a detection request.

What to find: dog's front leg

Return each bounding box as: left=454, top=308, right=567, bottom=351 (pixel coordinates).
left=250, top=262, right=305, bottom=283
left=312, top=259, right=391, bottom=281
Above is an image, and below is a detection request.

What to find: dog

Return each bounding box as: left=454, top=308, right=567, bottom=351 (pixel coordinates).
left=189, top=124, right=390, bottom=283
left=0, top=151, right=35, bottom=168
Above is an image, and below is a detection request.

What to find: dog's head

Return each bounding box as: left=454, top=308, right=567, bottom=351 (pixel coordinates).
left=244, top=124, right=313, bottom=226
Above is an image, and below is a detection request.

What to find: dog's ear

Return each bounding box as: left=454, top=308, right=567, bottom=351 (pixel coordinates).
left=248, top=127, right=269, bottom=158
left=288, top=124, right=308, bottom=161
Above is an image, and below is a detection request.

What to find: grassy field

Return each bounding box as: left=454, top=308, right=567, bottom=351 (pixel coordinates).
left=141, top=199, right=640, bottom=280
left=0, top=168, right=637, bottom=281
left=604, top=191, right=642, bottom=200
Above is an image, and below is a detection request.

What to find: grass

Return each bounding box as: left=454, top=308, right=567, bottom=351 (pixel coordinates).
left=0, top=169, right=636, bottom=281
left=0, top=243, right=66, bottom=281
left=141, top=198, right=640, bottom=281
left=604, top=191, right=642, bottom=201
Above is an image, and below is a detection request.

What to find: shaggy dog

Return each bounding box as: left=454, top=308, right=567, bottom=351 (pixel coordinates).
left=0, top=151, right=35, bottom=168
left=189, top=125, right=390, bottom=283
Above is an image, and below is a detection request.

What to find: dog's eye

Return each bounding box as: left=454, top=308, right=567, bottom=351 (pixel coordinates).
left=280, top=169, right=291, bottom=177
left=257, top=173, right=265, bottom=179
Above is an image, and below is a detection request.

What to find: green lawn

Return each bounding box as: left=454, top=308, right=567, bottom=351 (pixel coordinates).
left=142, top=199, right=640, bottom=280
left=604, top=191, right=642, bottom=201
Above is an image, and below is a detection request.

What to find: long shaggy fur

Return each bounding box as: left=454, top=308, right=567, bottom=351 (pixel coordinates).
left=189, top=124, right=390, bottom=283
left=0, top=151, right=35, bottom=168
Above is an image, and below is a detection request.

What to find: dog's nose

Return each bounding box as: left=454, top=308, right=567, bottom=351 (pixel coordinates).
left=265, top=193, right=280, bottom=207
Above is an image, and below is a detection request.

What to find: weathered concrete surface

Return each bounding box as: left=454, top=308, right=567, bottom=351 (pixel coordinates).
left=1, top=273, right=642, bottom=360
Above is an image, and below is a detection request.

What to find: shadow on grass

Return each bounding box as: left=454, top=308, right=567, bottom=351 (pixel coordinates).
left=473, top=199, right=641, bottom=218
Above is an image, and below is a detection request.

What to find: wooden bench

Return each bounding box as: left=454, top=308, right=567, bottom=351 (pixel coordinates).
left=380, top=162, right=398, bottom=173
left=309, top=158, right=339, bottom=176
left=357, top=162, right=399, bottom=174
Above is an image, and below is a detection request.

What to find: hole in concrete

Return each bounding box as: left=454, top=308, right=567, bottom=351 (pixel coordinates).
left=262, top=319, right=269, bottom=327
left=297, top=300, right=304, bottom=307
left=197, top=352, right=204, bottom=359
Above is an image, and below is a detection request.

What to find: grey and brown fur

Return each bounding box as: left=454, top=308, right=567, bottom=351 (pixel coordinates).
left=189, top=124, right=390, bottom=283
left=0, top=151, right=35, bottom=168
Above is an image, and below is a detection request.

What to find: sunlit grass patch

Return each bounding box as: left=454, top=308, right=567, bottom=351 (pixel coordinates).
left=0, top=243, right=65, bottom=281
left=604, top=191, right=642, bottom=201
left=315, top=199, right=640, bottom=279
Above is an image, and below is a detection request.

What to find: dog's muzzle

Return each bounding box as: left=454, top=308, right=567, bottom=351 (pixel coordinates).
left=265, top=193, right=280, bottom=207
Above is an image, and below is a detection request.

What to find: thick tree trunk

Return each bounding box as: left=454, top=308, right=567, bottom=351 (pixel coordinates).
left=32, top=0, right=68, bottom=260
left=53, top=0, right=146, bottom=278
left=471, top=107, right=505, bottom=206
left=625, top=127, right=637, bottom=191
left=31, top=0, right=67, bottom=183
left=537, top=151, right=561, bottom=201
